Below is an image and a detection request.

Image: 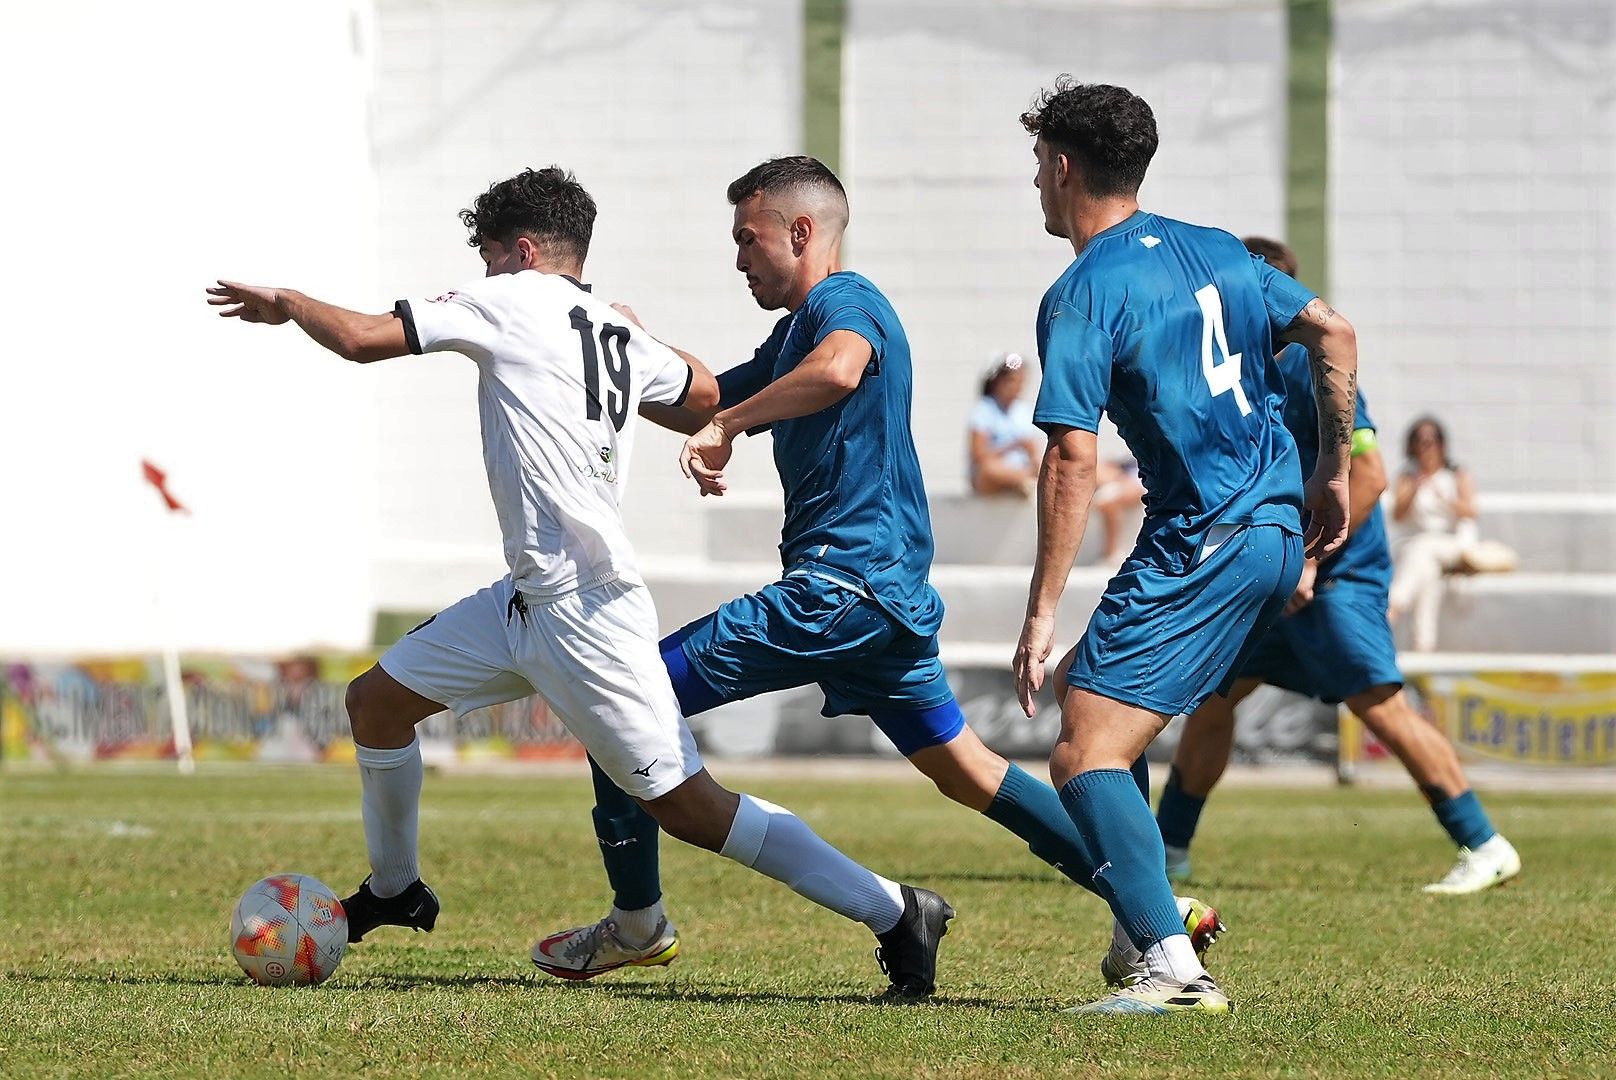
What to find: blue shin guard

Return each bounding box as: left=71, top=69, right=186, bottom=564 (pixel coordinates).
left=588, top=755, right=662, bottom=911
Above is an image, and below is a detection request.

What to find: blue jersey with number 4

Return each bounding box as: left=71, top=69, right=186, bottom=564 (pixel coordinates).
left=1033, top=211, right=1315, bottom=571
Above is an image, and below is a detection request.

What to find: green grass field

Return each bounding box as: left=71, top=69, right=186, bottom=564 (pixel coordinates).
left=2, top=766, right=1612, bottom=1079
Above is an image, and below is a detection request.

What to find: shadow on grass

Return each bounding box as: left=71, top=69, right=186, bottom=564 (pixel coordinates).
left=0, top=969, right=538, bottom=991
left=587, top=981, right=1023, bottom=1011
left=907, top=870, right=1067, bottom=886
left=0, top=970, right=1021, bottom=1009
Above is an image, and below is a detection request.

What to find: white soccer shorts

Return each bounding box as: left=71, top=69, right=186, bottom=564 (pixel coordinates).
left=378, top=575, right=703, bottom=800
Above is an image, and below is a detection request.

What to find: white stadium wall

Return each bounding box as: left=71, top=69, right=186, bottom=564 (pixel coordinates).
left=369, top=0, right=803, bottom=613
left=844, top=0, right=1289, bottom=489
left=1332, top=0, right=1615, bottom=493
left=0, top=1, right=380, bottom=653
left=2, top=0, right=1607, bottom=653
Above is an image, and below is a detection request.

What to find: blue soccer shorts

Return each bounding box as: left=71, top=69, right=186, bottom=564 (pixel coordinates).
left=669, top=566, right=962, bottom=753
left=1065, top=524, right=1304, bottom=717
left=1237, top=579, right=1403, bottom=704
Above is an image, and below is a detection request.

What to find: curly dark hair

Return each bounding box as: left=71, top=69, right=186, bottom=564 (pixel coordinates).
left=1020, top=78, right=1158, bottom=198
left=459, top=167, right=596, bottom=263
left=726, top=155, right=846, bottom=209
left=1243, top=236, right=1299, bottom=278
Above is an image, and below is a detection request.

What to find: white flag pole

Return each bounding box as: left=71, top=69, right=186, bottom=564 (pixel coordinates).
left=162, top=639, right=195, bottom=776
left=144, top=461, right=195, bottom=776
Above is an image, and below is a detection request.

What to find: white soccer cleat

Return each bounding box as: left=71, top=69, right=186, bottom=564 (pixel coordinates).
left=1066, top=973, right=1231, bottom=1016
left=1164, top=844, right=1192, bottom=883
left=1100, top=896, right=1227, bottom=988
left=531, top=916, right=680, bottom=980
left=1422, top=834, right=1521, bottom=895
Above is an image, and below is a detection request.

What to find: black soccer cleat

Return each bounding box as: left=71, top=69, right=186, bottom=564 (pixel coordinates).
left=874, top=884, right=955, bottom=1000
left=340, top=876, right=440, bottom=943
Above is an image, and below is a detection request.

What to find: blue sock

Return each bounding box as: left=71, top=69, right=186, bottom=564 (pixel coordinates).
left=1130, top=755, right=1150, bottom=801
left=1156, top=766, right=1207, bottom=850
left=1429, top=789, right=1497, bottom=850
left=587, top=755, right=662, bottom=911
left=1059, top=769, right=1185, bottom=951
left=982, top=763, right=1100, bottom=897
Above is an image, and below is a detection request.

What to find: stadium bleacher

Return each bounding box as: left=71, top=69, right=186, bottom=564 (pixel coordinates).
left=647, top=489, right=1616, bottom=659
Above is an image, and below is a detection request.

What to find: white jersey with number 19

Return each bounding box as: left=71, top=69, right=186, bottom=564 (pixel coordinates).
left=395, top=271, right=693, bottom=598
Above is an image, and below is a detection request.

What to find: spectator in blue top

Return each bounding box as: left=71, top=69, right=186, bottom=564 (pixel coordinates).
left=968, top=352, right=1041, bottom=497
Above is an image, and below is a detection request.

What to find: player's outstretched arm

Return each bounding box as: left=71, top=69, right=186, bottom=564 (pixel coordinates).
left=609, top=303, right=722, bottom=435
left=715, top=330, right=871, bottom=433
left=679, top=330, right=873, bottom=496
left=1280, top=297, right=1358, bottom=558
left=207, top=281, right=409, bottom=364
left=1014, top=426, right=1099, bottom=716
left=640, top=347, right=720, bottom=435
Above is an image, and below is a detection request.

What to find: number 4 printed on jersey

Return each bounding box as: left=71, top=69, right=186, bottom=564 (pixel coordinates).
left=1195, top=284, right=1251, bottom=416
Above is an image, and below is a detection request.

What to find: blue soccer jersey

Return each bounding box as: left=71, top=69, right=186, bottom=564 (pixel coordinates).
left=1272, top=342, right=1393, bottom=593
left=716, top=271, right=942, bottom=636
left=1033, top=211, right=1314, bottom=569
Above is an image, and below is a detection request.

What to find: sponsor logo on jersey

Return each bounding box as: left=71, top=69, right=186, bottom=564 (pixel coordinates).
left=577, top=445, right=618, bottom=483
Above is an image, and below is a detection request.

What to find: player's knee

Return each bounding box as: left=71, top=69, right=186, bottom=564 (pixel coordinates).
left=1047, top=743, right=1082, bottom=790
left=345, top=669, right=401, bottom=745
left=641, top=775, right=733, bottom=852
left=344, top=674, right=371, bottom=735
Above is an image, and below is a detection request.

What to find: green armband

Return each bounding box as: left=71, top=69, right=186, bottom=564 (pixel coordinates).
left=1350, top=427, right=1378, bottom=458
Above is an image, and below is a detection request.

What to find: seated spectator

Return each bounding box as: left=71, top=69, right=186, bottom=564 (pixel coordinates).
left=968, top=352, right=1040, bottom=497
left=1389, top=417, right=1516, bottom=649
left=1092, top=455, right=1145, bottom=562
left=968, top=352, right=1143, bottom=560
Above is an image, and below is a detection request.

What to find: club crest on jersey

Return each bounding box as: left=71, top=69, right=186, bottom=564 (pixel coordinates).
left=429, top=290, right=459, bottom=303
left=578, top=445, right=618, bottom=483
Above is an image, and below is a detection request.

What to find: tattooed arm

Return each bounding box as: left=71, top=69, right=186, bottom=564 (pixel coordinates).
left=1280, top=298, right=1358, bottom=558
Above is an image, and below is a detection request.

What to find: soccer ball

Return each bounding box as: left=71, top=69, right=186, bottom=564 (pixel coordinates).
left=230, top=873, right=348, bottom=986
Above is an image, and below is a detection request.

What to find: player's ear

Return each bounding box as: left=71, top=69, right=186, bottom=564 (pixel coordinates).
left=1053, top=151, right=1072, bottom=189
left=516, top=236, right=539, bottom=268
left=790, top=215, right=812, bottom=253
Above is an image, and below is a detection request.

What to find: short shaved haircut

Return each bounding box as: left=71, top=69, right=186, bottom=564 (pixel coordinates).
left=727, top=156, right=850, bottom=233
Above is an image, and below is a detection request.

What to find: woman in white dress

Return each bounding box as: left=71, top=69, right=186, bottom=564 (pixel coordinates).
left=1388, top=417, right=1481, bottom=649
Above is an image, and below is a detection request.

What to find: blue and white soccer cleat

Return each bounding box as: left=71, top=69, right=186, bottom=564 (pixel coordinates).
left=1066, top=973, right=1231, bottom=1015
left=1100, top=895, right=1226, bottom=988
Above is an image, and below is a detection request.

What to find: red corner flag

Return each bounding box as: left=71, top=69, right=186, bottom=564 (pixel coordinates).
left=141, top=460, right=189, bottom=513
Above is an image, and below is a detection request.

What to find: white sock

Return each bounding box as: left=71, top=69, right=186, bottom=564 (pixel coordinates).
left=720, top=794, right=905, bottom=934
left=1143, top=933, right=1207, bottom=983
left=611, top=900, right=667, bottom=947
left=1110, top=917, right=1141, bottom=963
left=355, top=734, right=423, bottom=899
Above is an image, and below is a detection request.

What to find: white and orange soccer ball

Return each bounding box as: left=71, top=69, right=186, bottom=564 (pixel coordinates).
left=230, top=874, right=348, bottom=987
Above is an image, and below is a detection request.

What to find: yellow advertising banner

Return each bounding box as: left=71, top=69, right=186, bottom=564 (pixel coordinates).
left=1413, top=672, right=1616, bottom=767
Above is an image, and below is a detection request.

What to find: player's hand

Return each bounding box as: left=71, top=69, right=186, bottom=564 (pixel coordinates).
left=206, top=281, right=292, bottom=325
left=680, top=418, right=733, bottom=497
left=610, top=302, right=645, bottom=329
left=1013, top=614, right=1056, bottom=718
left=1284, top=559, right=1319, bottom=616
left=1302, top=468, right=1349, bottom=559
